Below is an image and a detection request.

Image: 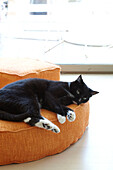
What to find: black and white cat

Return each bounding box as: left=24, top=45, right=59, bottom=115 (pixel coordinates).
left=0, top=75, right=98, bottom=133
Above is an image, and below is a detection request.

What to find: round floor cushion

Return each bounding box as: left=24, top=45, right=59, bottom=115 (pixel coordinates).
left=0, top=103, right=89, bottom=165
left=0, top=58, right=89, bottom=165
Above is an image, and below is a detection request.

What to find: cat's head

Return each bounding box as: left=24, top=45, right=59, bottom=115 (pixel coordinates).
left=69, top=75, right=99, bottom=105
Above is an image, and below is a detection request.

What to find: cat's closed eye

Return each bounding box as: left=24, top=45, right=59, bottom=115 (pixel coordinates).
left=83, top=97, right=87, bottom=100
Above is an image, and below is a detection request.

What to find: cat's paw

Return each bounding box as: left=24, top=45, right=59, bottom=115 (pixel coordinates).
left=24, top=117, right=31, bottom=123
left=35, top=117, right=60, bottom=133
left=67, top=110, right=76, bottom=122
left=57, top=114, right=66, bottom=124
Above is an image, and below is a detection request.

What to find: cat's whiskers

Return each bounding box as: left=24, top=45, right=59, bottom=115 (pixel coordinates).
left=79, top=98, right=82, bottom=102
left=73, top=101, right=77, bottom=105
left=68, top=82, right=71, bottom=89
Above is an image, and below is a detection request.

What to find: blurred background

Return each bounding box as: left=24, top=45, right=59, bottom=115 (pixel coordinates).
left=0, top=0, right=113, bottom=73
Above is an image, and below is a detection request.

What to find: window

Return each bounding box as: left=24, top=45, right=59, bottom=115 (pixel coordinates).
left=30, top=0, right=47, bottom=4
left=30, top=0, right=47, bottom=15
left=1, top=0, right=113, bottom=73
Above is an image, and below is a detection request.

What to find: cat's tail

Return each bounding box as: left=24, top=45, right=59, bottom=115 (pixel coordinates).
left=0, top=110, right=28, bottom=122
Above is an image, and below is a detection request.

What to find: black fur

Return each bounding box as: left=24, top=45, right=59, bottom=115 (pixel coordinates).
left=0, top=75, right=98, bottom=132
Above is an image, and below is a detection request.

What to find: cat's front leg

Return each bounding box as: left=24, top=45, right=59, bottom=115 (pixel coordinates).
left=44, top=92, right=76, bottom=124
left=57, top=106, right=76, bottom=124
left=57, top=96, right=76, bottom=123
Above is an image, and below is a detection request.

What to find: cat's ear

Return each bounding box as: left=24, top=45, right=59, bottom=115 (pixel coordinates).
left=76, top=75, right=83, bottom=83
left=91, top=90, right=99, bottom=96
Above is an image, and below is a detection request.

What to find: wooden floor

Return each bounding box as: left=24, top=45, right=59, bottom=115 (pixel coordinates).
left=0, top=74, right=113, bottom=169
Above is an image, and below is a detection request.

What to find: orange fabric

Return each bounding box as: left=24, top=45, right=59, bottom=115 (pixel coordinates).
left=0, top=103, right=89, bottom=165
left=0, top=58, right=60, bottom=89
left=0, top=58, right=89, bottom=165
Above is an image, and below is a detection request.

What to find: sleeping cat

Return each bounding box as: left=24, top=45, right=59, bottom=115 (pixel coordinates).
left=0, top=75, right=98, bottom=133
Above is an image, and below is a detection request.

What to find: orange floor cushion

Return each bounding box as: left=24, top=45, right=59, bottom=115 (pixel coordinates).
left=0, top=58, right=60, bottom=89
left=0, top=58, right=89, bottom=165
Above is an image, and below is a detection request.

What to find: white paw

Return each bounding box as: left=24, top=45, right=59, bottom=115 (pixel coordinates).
left=35, top=117, right=60, bottom=133
left=57, top=114, right=66, bottom=124
left=67, top=110, right=76, bottom=122
left=24, top=117, right=31, bottom=123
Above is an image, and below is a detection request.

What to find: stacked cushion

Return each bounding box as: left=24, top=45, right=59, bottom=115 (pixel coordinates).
left=0, top=58, right=60, bottom=89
